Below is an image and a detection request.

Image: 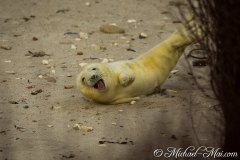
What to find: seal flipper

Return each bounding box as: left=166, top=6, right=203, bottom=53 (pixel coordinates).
left=119, top=70, right=135, bottom=86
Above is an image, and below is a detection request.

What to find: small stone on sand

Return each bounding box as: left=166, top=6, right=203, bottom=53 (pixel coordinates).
left=4, top=60, right=11, bottom=63
left=127, top=19, right=137, bottom=23
left=45, top=76, right=56, bottom=83
left=101, top=58, right=109, bottom=63
left=73, top=124, right=93, bottom=132
left=0, top=45, right=12, bottom=50
left=80, top=125, right=93, bottom=132
left=77, top=51, right=84, bottom=55
left=26, top=51, right=48, bottom=57
left=85, top=2, right=91, bottom=6
left=42, top=59, right=49, bottom=65
left=139, top=32, right=148, bottom=39
left=5, top=71, right=15, bottom=74
left=64, top=85, right=74, bottom=89
left=79, top=63, right=88, bottom=67
left=130, top=100, right=136, bottom=105
left=79, top=32, right=88, bottom=39
left=73, top=124, right=81, bottom=130
left=71, top=44, right=77, bottom=50
left=171, top=70, right=178, bottom=74
left=100, top=24, right=125, bottom=34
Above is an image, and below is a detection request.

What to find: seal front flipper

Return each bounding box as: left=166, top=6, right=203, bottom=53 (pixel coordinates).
left=118, top=70, right=135, bottom=86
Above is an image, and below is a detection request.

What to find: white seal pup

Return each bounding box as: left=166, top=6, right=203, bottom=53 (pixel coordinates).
left=77, top=19, right=201, bottom=104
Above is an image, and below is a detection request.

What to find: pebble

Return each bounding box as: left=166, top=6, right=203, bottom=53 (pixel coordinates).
left=171, top=70, right=178, bottom=74
left=77, top=51, right=84, bottom=55
left=101, top=58, right=109, bottom=63
left=80, top=125, right=93, bottom=132
left=16, top=77, right=25, bottom=80
left=5, top=71, right=15, bottom=74
left=100, top=24, right=125, bottom=34
left=79, top=32, right=88, bottom=39
left=14, top=125, right=25, bottom=131
left=98, top=144, right=107, bottom=147
left=45, top=76, right=56, bottom=83
left=85, top=2, right=91, bottom=6
left=71, top=44, right=77, bottom=50
left=0, top=45, right=12, bottom=50
left=26, top=85, right=35, bottom=89
left=42, top=59, right=49, bottom=65
left=130, top=100, right=136, bottom=105
left=73, top=124, right=93, bottom=132
left=163, top=17, right=169, bottom=20
left=165, top=89, right=177, bottom=97
left=56, top=9, right=70, bottom=14
left=4, top=60, right=11, bottom=63
left=64, top=32, right=78, bottom=35
left=31, top=89, right=43, bottom=95
left=139, top=32, right=148, bottom=39
left=47, top=125, right=53, bottom=128
left=64, top=85, right=74, bottom=89
left=26, top=51, right=48, bottom=57
left=61, top=154, right=75, bottom=159
left=51, top=105, right=62, bottom=110
left=38, top=75, right=43, bottom=79
left=79, top=63, right=88, bottom=67
left=73, top=124, right=81, bottom=130
left=112, top=42, right=118, bottom=46
left=127, top=19, right=137, bottom=23
left=32, top=37, right=38, bottom=41
left=46, top=64, right=55, bottom=69
left=127, top=48, right=136, bottom=52
left=111, top=122, right=117, bottom=125
left=9, top=100, right=19, bottom=104
left=23, top=105, right=29, bottom=109
left=91, top=44, right=106, bottom=51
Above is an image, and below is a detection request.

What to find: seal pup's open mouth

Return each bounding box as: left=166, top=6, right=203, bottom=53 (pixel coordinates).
left=94, top=79, right=105, bottom=90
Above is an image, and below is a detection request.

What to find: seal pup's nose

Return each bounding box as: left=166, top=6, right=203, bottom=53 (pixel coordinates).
left=90, top=75, right=98, bottom=80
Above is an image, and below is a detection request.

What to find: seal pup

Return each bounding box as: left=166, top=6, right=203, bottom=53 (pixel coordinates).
left=77, top=19, right=201, bottom=104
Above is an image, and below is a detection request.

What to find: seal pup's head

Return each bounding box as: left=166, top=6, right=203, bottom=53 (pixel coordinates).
left=76, top=63, right=114, bottom=103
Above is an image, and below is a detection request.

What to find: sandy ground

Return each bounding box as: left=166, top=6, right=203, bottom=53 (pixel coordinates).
left=0, top=0, right=224, bottom=159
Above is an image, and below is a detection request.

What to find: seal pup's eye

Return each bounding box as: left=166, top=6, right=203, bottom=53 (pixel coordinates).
left=92, top=68, right=96, bottom=70
left=82, top=77, right=85, bottom=82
